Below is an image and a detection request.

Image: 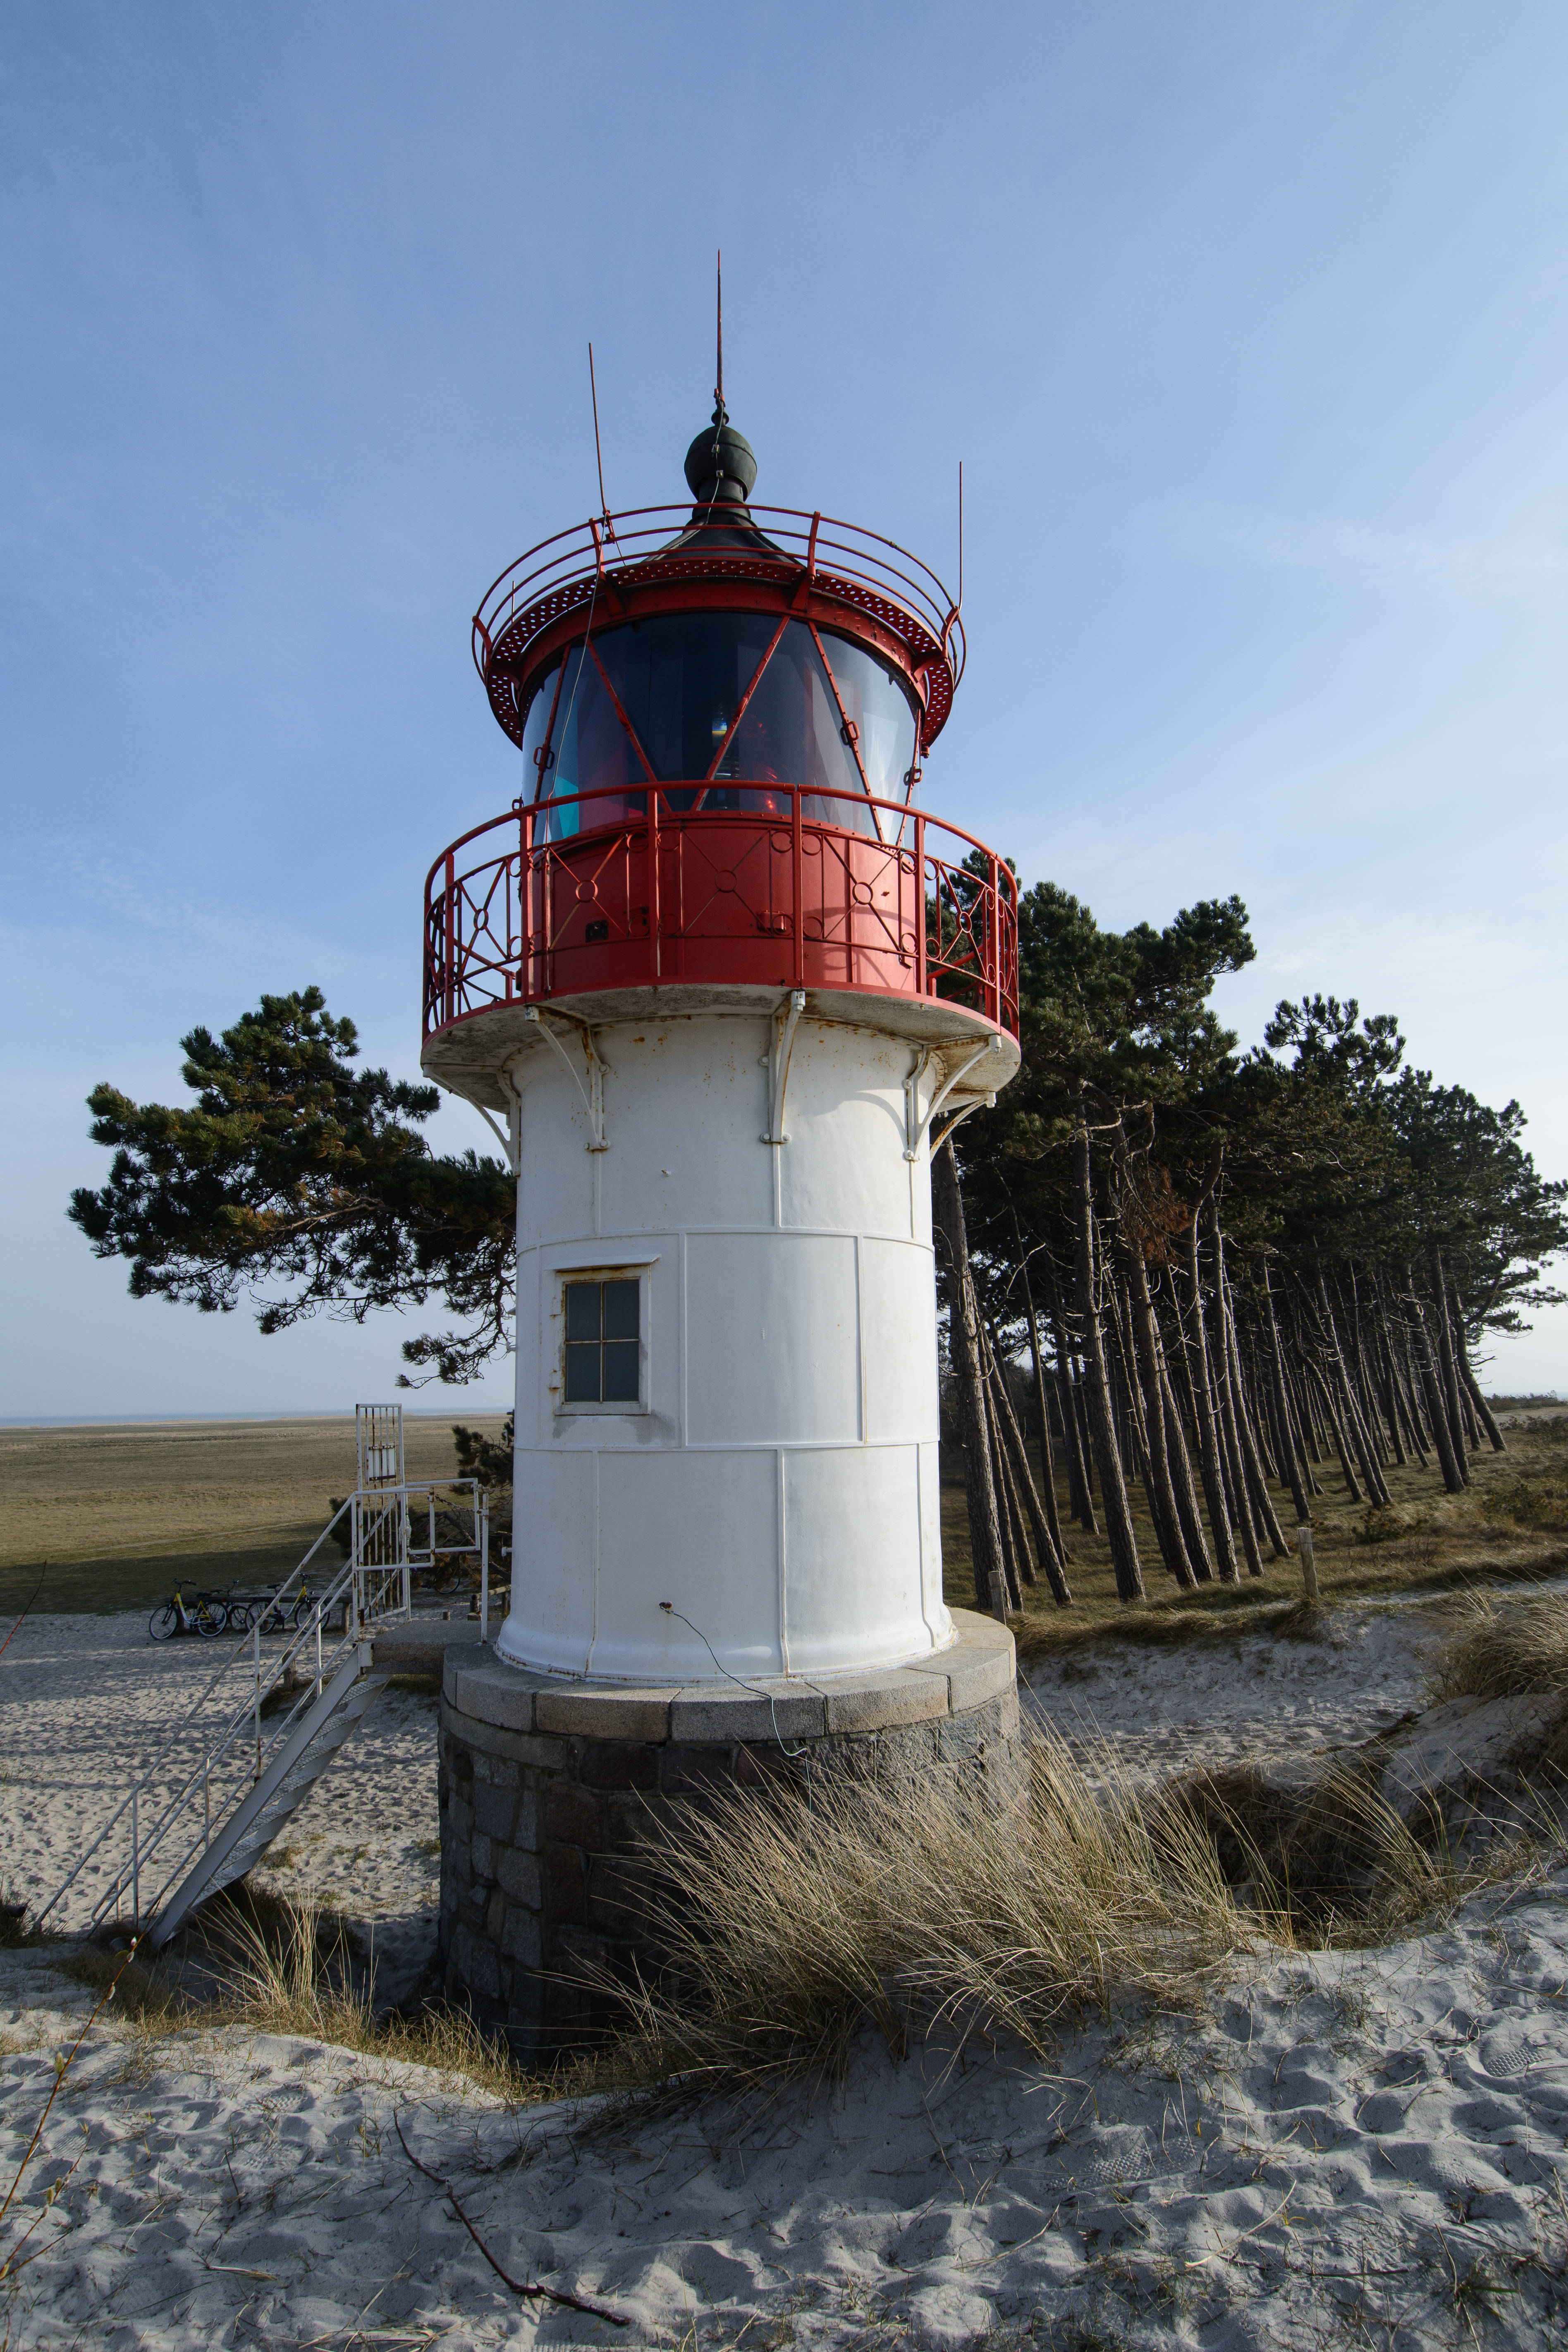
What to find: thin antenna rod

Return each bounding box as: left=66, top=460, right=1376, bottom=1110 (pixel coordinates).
left=588, top=342, right=609, bottom=519
left=715, top=248, right=724, bottom=417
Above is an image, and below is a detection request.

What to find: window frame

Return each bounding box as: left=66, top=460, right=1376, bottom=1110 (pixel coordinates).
left=523, top=613, right=920, bottom=835
left=551, top=1261, right=655, bottom=1418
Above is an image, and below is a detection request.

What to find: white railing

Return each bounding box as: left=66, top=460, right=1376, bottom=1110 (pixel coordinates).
left=36, top=1480, right=490, bottom=1936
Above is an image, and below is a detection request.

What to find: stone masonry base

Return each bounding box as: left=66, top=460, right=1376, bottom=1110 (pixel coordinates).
left=437, top=1611, right=1019, bottom=2055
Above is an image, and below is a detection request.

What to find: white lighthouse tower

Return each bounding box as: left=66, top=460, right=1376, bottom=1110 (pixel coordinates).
left=425, top=384, right=1023, bottom=2040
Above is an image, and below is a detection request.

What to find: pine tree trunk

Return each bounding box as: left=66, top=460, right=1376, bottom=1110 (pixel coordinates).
left=1245, top=1331, right=1281, bottom=1480
left=1306, top=1358, right=1364, bottom=1501
left=1337, top=1268, right=1391, bottom=1471
left=986, top=1320, right=1072, bottom=1604
left=1395, top=1353, right=1429, bottom=1466
left=1073, top=1367, right=1099, bottom=1505
left=931, top=1142, right=1009, bottom=1615
left=1397, top=1312, right=1433, bottom=1458
left=1457, top=1348, right=1508, bottom=1453
left=1317, top=1274, right=1392, bottom=1506
left=1202, top=1221, right=1262, bottom=1572
left=1224, top=1287, right=1291, bottom=1556
left=1217, top=1344, right=1265, bottom=1575
left=1107, top=1275, right=1188, bottom=1587
left=1262, top=1274, right=1314, bottom=1525
left=1069, top=1107, right=1145, bottom=1602
left=1157, top=1340, right=1217, bottom=1581
left=1434, top=1257, right=1479, bottom=1454
left=1370, top=1286, right=1409, bottom=1466
left=1046, top=1260, right=1098, bottom=1534
left=1292, top=1338, right=1326, bottom=1465
left=1182, top=1190, right=1240, bottom=1585
left=1011, top=1211, right=1073, bottom=1561
left=1403, top=1272, right=1467, bottom=1496
left=1384, top=1321, right=1426, bottom=1466
left=1105, top=1116, right=1203, bottom=1587
left=987, top=1385, right=1027, bottom=1609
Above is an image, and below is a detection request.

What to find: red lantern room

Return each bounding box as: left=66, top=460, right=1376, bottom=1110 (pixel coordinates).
left=422, top=397, right=1020, bottom=1061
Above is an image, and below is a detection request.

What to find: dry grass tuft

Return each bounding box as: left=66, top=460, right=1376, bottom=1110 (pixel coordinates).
left=56, top=1894, right=551, bottom=2104
left=60, top=1942, right=189, bottom=2029
left=576, top=1726, right=1563, bottom=2102
left=1431, top=1592, right=1568, bottom=1703
left=200, top=1893, right=372, bottom=2043
left=1158, top=1759, right=1508, bottom=1948
left=582, top=1729, right=1250, bottom=2094
left=196, top=1897, right=551, bottom=2100
left=0, top=1889, right=36, bottom=1949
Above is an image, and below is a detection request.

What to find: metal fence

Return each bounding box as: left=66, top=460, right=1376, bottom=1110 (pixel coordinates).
left=424, top=784, right=1019, bottom=1040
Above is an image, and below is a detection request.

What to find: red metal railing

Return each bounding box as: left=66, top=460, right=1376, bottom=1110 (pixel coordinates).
left=472, top=503, right=966, bottom=753
left=423, top=785, right=1018, bottom=1041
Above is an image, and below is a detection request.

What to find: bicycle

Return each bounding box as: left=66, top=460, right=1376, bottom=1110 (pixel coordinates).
left=229, top=1585, right=319, bottom=1636
left=148, top=1590, right=224, bottom=1642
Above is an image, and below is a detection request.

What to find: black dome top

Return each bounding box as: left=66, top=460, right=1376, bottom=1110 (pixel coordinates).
left=683, top=404, right=758, bottom=505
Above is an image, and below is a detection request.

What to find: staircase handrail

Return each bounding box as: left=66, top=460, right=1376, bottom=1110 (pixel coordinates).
left=35, top=1478, right=489, bottom=1934
left=36, top=1516, right=361, bottom=1931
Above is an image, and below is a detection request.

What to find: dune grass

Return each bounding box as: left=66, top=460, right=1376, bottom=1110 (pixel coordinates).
left=42, top=1732, right=1553, bottom=2113
left=562, top=1723, right=1549, bottom=2103
left=561, top=1727, right=1249, bottom=2093
left=59, top=1891, right=553, bottom=2105
left=1431, top=1590, right=1568, bottom=1704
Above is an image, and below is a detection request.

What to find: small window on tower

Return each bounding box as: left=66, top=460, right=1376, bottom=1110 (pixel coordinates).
left=562, top=1277, right=642, bottom=1406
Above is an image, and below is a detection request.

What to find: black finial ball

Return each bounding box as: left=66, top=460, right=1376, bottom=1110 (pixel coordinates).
left=684, top=418, right=758, bottom=504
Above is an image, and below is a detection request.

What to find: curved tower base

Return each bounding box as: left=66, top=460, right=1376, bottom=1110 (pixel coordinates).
left=437, top=1609, right=1019, bottom=2054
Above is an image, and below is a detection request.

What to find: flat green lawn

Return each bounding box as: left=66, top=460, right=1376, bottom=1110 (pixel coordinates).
left=0, top=1414, right=509, bottom=1617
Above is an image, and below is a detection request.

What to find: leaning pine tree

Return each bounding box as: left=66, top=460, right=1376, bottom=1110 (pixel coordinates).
left=948, top=884, right=1567, bottom=1603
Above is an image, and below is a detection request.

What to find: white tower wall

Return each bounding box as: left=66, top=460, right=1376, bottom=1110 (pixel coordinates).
left=497, top=1012, right=954, bottom=1683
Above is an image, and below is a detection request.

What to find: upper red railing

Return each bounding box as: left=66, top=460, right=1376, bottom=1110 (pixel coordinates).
left=423, top=785, right=1018, bottom=1041
left=472, top=504, right=966, bottom=754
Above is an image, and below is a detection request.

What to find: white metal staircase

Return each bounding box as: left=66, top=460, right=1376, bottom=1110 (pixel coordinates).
left=38, top=1430, right=490, bottom=1948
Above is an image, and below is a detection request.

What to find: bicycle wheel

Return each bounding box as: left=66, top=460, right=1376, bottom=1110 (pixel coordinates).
left=149, top=1602, right=179, bottom=1642
left=290, top=1594, right=318, bottom=1631
left=190, top=1597, right=223, bottom=1638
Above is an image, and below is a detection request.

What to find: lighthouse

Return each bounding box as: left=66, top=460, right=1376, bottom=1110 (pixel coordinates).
left=425, top=380, right=1023, bottom=2042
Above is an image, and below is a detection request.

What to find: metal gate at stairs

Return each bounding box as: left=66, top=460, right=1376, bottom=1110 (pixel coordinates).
left=37, top=1406, right=491, bottom=1950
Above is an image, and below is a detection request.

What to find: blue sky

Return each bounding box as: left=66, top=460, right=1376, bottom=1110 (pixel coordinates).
left=3, top=0, right=1565, bottom=1417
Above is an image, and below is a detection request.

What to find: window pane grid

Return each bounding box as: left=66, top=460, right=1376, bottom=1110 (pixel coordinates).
left=563, top=1277, right=641, bottom=1405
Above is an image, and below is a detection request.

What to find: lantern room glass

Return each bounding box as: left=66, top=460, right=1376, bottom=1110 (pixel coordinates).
left=519, top=614, right=920, bottom=841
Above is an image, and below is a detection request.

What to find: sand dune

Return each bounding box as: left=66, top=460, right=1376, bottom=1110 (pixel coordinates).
left=3, top=1606, right=1567, bottom=2347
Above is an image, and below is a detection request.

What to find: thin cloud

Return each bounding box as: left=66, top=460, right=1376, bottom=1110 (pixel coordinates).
left=22, top=839, right=365, bottom=986
left=1148, top=498, right=1568, bottom=598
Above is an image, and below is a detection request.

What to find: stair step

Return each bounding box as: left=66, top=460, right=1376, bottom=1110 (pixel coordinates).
left=146, top=1666, right=392, bottom=1947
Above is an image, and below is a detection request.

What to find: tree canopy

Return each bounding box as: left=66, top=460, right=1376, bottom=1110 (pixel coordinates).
left=68, top=987, right=514, bottom=1384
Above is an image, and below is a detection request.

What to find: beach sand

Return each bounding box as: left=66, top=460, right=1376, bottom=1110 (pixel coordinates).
left=3, top=1604, right=1567, bottom=2348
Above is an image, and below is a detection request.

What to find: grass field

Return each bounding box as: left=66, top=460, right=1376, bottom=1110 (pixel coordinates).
left=3, top=1407, right=1562, bottom=1639
left=0, top=1414, right=509, bottom=1618
left=939, top=1410, right=1568, bottom=1653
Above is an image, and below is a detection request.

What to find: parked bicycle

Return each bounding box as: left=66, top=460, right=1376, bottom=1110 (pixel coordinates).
left=148, top=1590, right=225, bottom=1642
left=224, top=1585, right=321, bottom=1636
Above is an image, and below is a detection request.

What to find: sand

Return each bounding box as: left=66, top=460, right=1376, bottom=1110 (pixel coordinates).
left=1024, top=1599, right=1446, bottom=1782
left=0, top=1612, right=443, bottom=2001
left=4, top=1604, right=1568, bottom=2348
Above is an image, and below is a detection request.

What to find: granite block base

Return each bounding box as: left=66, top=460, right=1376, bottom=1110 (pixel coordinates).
left=437, top=1610, right=1019, bottom=2056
